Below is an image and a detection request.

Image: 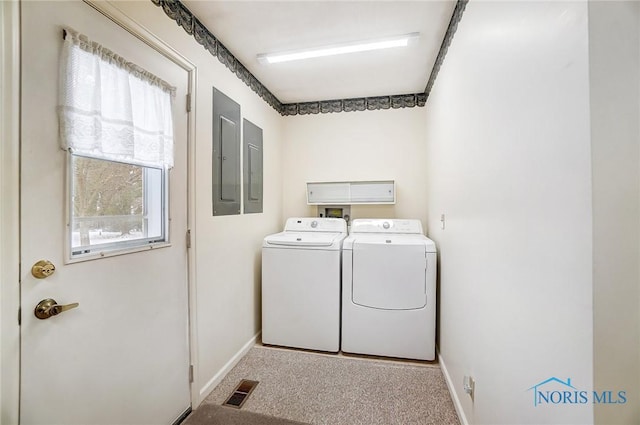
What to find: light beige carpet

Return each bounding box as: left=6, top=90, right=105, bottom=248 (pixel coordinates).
left=198, top=345, right=460, bottom=425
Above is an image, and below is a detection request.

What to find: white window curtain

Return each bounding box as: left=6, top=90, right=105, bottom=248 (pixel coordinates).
left=58, top=28, right=176, bottom=169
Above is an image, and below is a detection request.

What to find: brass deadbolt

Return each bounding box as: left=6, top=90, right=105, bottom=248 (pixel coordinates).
left=31, top=260, right=55, bottom=279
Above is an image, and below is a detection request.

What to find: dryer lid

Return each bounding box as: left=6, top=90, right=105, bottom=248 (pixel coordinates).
left=350, top=219, right=423, bottom=234
left=343, top=234, right=436, bottom=252
left=351, top=241, right=427, bottom=310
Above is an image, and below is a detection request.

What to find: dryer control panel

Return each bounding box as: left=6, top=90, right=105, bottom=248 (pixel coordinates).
left=350, top=219, right=423, bottom=234
left=284, top=217, right=347, bottom=233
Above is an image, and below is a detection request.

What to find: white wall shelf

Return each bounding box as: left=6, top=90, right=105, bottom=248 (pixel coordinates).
left=306, top=180, right=395, bottom=205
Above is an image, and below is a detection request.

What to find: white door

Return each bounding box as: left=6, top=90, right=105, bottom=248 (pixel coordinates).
left=20, top=2, right=191, bottom=424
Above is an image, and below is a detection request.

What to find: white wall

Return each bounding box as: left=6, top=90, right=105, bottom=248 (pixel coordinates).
left=111, top=2, right=284, bottom=405
left=589, top=2, right=640, bottom=424
left=282, top=108, right=428, bottom=225
left=424, top=2, right=594, bottom=424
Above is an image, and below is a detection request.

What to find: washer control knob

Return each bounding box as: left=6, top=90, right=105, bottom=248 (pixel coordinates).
left=311, top=220, right=318, bottom=228
left=383, top=221, right=390, bottom=229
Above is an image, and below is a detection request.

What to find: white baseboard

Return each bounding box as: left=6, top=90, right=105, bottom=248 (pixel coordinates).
left=198, top=331, right=261, bottom=402
left=438, top=350, right=470, bottom=425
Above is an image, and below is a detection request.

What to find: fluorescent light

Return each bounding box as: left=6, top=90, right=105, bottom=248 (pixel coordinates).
left=257, top=32, right=420, bottom=64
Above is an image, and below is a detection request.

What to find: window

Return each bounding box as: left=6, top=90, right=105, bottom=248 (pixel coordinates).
left=59, top=28, right=175, bottom=259
left=70, top=155, right=165, bottom=255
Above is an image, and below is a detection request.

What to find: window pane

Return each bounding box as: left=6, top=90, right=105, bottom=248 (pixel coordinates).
left=71, top=155, right=164, bottom=254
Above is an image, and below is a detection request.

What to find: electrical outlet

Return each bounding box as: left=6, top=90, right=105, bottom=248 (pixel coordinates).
left=463, top=375, right=475, bottom=400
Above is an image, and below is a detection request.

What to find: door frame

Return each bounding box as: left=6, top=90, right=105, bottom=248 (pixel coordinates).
left=1, top=0, right=21, bottom=423
left=1, top=1, right=201, bottom=421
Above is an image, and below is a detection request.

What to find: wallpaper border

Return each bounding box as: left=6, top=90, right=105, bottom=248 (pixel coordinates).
left=424, top=0, right=469, bottom=96
left=152, top=0, right=468, bottom=116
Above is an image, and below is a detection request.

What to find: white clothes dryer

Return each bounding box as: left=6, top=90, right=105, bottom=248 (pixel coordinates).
left=262, top=217, right=347, bottom=352
left=342, top=219, right=437, bottom=360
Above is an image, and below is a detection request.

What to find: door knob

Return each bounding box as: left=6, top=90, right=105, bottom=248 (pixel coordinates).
left=34, top=298, right=79, bottom=320
left=31, top=260, right=55, bottom=279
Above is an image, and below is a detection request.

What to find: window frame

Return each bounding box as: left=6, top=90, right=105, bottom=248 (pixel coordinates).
left=65, top=152, right=171, bottom=263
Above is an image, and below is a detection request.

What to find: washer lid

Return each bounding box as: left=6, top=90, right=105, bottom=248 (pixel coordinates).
left=283, top=217, right=347, bottom=233
left=264, top=231, right=345, bottom=248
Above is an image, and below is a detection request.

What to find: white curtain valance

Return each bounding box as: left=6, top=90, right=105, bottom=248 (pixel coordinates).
left=58, top=28, right=176, bottom=169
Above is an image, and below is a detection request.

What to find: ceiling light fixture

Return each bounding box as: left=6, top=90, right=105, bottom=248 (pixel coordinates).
left=257, top=32, right=420, bottom=64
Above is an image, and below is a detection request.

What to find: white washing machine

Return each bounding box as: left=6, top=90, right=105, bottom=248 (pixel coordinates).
left=262, top=217, right=347, bottom=352
left=342, top=219, right=437, bottom=360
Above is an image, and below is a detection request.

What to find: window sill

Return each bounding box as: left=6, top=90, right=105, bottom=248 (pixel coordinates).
left=66, top=241, right=172, bottom=264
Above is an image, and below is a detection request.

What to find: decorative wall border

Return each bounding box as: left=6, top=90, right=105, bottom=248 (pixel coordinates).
left=424, top=0, right=469, bottom=96
left=284, top=93, right=428, bottom=116
left=152, top=0, right=284, bottom=113
left=152, top=0, right=467, bottom=116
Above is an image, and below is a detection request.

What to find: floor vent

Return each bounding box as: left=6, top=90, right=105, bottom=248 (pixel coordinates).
left=222, top=379, right=259, bottom=409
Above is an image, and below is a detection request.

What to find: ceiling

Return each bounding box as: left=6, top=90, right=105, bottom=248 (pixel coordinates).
left=181, top=1, right=458, bottom=104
